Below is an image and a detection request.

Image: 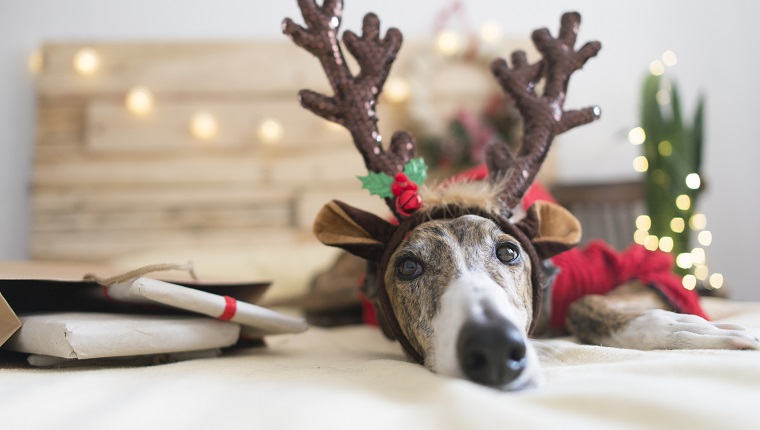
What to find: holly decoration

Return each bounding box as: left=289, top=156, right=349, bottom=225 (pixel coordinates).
left=402, top=158, right=428, bottom=185
left=358, top=171, right=395, bottom=198
left=358, top=158, right=428, bottom=216
left=391, top=172, right=421, bottom=216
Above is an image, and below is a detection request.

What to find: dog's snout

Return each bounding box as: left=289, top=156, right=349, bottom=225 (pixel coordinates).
left=456, top=319, right=527, bottom=387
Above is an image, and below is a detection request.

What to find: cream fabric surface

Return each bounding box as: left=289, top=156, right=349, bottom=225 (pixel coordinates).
left=1, top=297, right=759, bottom=430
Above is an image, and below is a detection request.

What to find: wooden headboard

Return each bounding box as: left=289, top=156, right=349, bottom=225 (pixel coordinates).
left=31, top=39, right=541, bottom=265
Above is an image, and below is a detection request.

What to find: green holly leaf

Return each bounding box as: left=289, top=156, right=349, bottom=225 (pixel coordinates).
left=358, top=171, right=394, bottom=198
left=404, top=157, right=428, bottom=185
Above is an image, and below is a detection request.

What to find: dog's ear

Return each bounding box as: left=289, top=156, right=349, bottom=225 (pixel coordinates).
left=515, top=201, right=581, bottom=260
left=313, top=200, right=397, bottom=262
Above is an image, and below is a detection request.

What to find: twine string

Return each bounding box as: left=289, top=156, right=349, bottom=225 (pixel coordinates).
left=83, top=261, right=198, bottom=287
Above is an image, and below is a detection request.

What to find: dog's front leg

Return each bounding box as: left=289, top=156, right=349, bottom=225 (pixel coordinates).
left=566, top=281, right=760, bottom=351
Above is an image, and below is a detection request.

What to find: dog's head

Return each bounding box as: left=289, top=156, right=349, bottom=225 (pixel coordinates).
left=284, top=2, right=598, bottom=390
left=314, top=189, right=580, bottom=389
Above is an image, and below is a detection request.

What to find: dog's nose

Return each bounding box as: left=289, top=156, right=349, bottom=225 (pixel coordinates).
left=456, top=319, right=527, bottom=387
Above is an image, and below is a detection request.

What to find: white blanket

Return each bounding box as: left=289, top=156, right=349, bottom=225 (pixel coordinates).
left=1, top=297, right=759, bottom=430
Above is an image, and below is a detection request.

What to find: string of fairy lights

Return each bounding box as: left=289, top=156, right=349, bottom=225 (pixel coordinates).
left=29, top=47, right=290, bottom=144
left=26, top=13, right=499, bottom=144
left=628, top=51, right=723, bottom=292
left=22, top=0, right=499, bottom=144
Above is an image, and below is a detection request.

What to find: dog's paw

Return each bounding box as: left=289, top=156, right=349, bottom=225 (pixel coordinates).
left=609, top=309, right=760, bottom=351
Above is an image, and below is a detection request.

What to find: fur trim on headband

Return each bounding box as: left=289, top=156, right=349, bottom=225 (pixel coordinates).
left=418, top=178, right=507, bottom=218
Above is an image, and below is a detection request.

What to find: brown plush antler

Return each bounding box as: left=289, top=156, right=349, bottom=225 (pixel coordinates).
left=283, top=0, right=416, bottom=218
left=488, top=12, right=601, bottom=214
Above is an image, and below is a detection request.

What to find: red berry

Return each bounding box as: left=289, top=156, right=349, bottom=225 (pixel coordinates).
left=395, top=190, right=422, bottom=216
left=405, top=182, right=418, bottom=192
left=391, top=182, right=404, bottom=196
left=394, top=172, right=409, bottom=182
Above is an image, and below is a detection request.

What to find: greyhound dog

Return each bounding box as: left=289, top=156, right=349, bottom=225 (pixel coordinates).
left=283, top=0, right=760, bottom=391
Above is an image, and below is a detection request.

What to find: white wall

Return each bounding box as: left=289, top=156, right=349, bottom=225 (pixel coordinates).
left=1, top=0, right=758, bottom=299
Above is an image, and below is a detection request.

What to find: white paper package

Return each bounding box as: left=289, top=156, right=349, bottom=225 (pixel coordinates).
left=3, top=312, right=241, bottom=360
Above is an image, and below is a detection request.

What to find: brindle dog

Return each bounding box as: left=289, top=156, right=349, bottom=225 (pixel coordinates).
left=284, top=1, right=759, bottom=391
left=378, top=210, right=759, bottom=390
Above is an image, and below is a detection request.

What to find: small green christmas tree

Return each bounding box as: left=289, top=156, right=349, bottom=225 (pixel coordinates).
left=640, top=73, right=704, bottom=269
left=636, top=72, right=721, bottom=293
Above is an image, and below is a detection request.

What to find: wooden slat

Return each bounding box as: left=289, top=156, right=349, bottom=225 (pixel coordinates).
left=34, top=144, right=83, bottom=161
left=37, top=104, right=83, bottom=137
left=36, top=96, right=85, bottom=148
left=33, top=153, right=266, bottom=187
left=31, top=227, right=314, bottom=262
left=86, top=98, right=357, bottom=153
left=33, top=204, right=291, bottom=233
left=38, top=42, right=331, bottom=96
left=33, top=186, right=293, bottom=213
left=84, top=96, right=496, bottom=155
left=294, top=188, right=392, bottom=230
left=34, top=147, right=371, bottom=188
left=266, top=148, right=372, bottom=186
left=33, top=185, right=295, bottom=233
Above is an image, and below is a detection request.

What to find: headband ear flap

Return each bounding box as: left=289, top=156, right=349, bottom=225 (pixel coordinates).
left=516, top=201, right=581, bottom=260
left=313, top=200, right=397, bottom=262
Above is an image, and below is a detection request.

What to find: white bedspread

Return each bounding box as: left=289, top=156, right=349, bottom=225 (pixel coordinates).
left=1, top=297, right=759, bottom=430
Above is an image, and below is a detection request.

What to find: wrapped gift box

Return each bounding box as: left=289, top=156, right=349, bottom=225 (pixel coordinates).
left=0, top=261, right=308, bottom=363
left=3, top=312, right=240, bottom=360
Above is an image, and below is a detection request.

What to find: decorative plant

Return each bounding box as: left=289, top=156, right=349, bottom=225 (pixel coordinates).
left=638, top=72, right=715, bottom=289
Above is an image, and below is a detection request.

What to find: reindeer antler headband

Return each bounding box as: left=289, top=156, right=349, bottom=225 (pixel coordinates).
left=284, top=0, right=601, bottom=363
left=282, top=0, right=425, bottom=219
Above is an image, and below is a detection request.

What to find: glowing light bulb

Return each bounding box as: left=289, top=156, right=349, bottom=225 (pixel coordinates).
left=670, top=217, right=685, bottom=233
left=694, top=265, right=708, bottom=281
left=690, top=213, right=707, bottom=230
left=644, top=235, right=659, bottom=251
left=649, top=60, right=665, bottom=76
left=682, top=274, right=697, bottom=290
left=189, top=111, right=218, bottom=141
left=709, top=273, right=724, bottom=289
left=675, top=194, right=691, bottom=211
left=635, top=215, right=651, bottom=231
left=384, top=77, right=411, bottom=104
left=258, top=119, right=283, bottom=144
left=125, top=86, right=154, bottom=115
left=633, top=229, right=648, bottom=245
left=436, top=30, right=464, bottom=56
left=28, top=49, right=44, bottom=74
left=662, top=50, right=678, bottom=67
left=73, top=48, right=100, bottom=75
left=698, top=230, right=712, bottom=246
left=479, top=22, right=501, bottom=43
left=656, top=89, right=671, bottom=105
left=685, top=173, right=701, bottom=190
left=628, top=127, right=646, bottom=145
left=658, top=236, right=674, bottom=253
left=676, top=253, right=693, bottom=269
left=633, top=156, right=649, bottom=172
left=691, top=247, right=706, bottom=265
left=658, top=140, right=672, bottom=157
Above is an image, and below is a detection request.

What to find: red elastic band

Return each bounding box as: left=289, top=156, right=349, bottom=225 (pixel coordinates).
left=218, top=295, right=237, bottom=321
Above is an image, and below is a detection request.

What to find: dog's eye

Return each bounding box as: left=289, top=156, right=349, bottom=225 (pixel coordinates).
left=396, top=258, right=423, bottom=280
left=496, top=242, right=520, bottom=265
